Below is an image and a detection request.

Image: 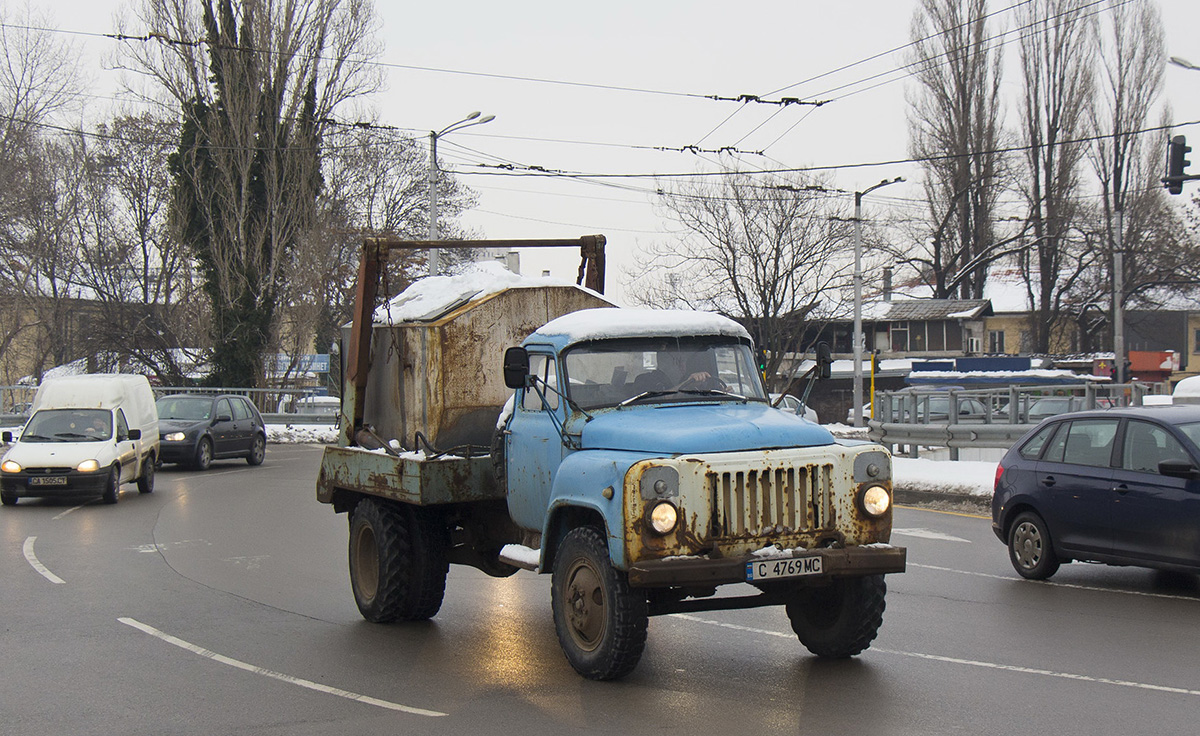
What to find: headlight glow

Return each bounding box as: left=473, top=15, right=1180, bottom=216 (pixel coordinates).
left=77, top=459, right=101, bottom=473
left=1, top=459, right=21, bottom=473
left=861, top=485, right=891, bottom=517
left=164, top=432, right=186, bottom=442
left=648, top=501, right=679, bottom=535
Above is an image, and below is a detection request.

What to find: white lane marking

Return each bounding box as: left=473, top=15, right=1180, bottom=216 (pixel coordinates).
left=118, top=618, right=447, bottom=717
left=22, top=536, right=65, bottom=584
left=892, top=528, right=972, bottom=543
left=673, top=614, right=1200, bottom=697
left=909, top=562, right=1200, bottom=602
left=52, top=503, right=91, bottom=520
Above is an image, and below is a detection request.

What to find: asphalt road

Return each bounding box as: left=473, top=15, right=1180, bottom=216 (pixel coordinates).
left=3, top=444, right=1200, bottom=735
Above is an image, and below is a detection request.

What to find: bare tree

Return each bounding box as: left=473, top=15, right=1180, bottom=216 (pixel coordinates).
left=1086, top=2, right=1195, bottom=317
left=1017, top=0, right=1096, bottom=353
left=120, top=0, right=383, bottom=387
left=905, top=0, right=1013, bottom=300
left=68, top=114, right=206, bottom=384
left=631, top=170, right=853, bottom=389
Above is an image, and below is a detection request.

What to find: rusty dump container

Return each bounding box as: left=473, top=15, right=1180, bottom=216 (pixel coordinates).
left=356, top=284, right=613, bottom=451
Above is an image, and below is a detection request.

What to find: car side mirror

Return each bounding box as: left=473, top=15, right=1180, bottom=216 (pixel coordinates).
left=2, top=431, right=11, bottom=443
left=127, top=429, right=141, bottom=441
left=815, top=342, right=832, bottom=380
left=1158, top=459, right=1199, bottom=479
left=216, top=414, right=232, bottom=423
left=503, top=347, right=531, bottom=389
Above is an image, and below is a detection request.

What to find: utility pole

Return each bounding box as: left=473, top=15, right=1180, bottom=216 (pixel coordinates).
left=427, top=112, right=495, bottom=276
left=852, top=177, right=903, bottom=427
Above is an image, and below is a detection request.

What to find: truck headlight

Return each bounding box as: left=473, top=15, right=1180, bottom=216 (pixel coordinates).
left=77, top=459, right=100, bottom=473
left=1, top=459, right=21, bottom=473
left=164, top=432, right=186, bottom=442
left=860, top=485, right=891, bottom=517
left=647, top=500, right=679, bottom=534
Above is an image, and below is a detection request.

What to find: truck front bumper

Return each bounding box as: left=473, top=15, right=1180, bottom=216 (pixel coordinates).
left=627, top=545, right=907, bottom=588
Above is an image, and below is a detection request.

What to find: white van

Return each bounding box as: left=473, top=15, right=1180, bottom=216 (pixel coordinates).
left=0, top=374, right=160, bottom=506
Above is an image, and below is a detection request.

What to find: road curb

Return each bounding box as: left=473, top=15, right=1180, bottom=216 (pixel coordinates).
left=894, top=487, right=991, bottom=513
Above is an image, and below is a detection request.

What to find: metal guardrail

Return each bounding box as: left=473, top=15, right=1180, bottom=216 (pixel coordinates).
left=866, top=382, right=1165, bottom=459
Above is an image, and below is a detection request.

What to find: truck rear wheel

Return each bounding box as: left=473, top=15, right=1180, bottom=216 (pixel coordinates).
left=785, top=575, right=886, bottom=658
left=349, top=498, right=448, bottom=623
left=551, top=526, right=648, bottom=680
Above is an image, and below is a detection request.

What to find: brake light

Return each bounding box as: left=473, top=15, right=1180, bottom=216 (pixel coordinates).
left=994, top=463, right=1005, bottom=492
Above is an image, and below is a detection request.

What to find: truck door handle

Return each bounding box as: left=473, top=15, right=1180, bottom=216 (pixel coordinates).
left=1041, top=476, right=1056, bottom=487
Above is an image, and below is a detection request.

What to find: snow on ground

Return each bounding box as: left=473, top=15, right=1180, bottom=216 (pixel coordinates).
left=266, top=423, right=339, bottom=444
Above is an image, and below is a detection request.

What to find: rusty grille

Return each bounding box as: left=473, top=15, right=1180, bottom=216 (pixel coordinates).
left=708, top=463, right=834, bottom=538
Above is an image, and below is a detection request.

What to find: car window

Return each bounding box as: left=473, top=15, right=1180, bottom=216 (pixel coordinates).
left=1019, top=422, right=1060, bottom=460
left=231, top=398, right=252, bottom=421
left=215, top=398, right=233, bottom=421
left=1177, top=422, right=1200, bottom=451
left=1122, top=420, right=1190, bottom=474
left=115, top=410, right=129, bottom=440
left=1043, top=419, right=1118, bottom=467
left=522, top=354, right=558, bottom=411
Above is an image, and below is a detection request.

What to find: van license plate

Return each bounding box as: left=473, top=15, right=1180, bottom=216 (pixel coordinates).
left=746, top=556, right=823, bottom=581
left=29, top=476, right=67, bottom=487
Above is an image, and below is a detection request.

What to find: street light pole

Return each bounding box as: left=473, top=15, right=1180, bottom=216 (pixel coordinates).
left=853, top=177, right=903, bottom=428
left=427, top=111, right=495, bottom=276
left=1169, top=56, right=1200, bottom=71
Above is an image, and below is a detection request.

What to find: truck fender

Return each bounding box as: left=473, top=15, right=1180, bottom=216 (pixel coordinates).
left=542, top=449, right=658, bottom=570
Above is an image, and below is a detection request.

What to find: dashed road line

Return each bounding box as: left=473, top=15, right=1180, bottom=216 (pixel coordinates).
left=22, top=536, right=65, bottom=584
left=673, top=613, right=1200, bottom=697
left=118, top=618, right=447, bottom=717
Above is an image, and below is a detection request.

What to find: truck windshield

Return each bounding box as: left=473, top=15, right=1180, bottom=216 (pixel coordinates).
left=562, top=337, right=767, bottom=410
left=21, top=408, right=112, bottom=442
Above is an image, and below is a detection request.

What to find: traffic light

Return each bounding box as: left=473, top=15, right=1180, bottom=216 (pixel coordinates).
left=1165, top=135, right=1191, bottom=195
left=756, top=347, right=768, bottom=375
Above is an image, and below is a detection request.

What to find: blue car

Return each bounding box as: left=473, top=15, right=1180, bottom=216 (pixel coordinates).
left=992, top=406, right=1200, bottom=580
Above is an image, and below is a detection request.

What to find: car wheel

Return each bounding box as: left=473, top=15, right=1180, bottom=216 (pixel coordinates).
left=193, top=437, right=213, bottom=471
left=101, top=467, right=119, bottom=504
left=247, top=434, right=266, bottom=466
left=137, top=456, right=155, bottom=494
left=1, top=491, right=16, bottom=506
left=551, top=526, right=649, bottom=680
left=1008, top=511, right=1060, bottom=580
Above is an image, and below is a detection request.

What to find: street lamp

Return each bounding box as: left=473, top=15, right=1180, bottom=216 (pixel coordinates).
left=1169, top=56, right=1199, bottom=71
left=852, top=177, right=903, bottom=428
left=428, top=111, right=495, bottom=276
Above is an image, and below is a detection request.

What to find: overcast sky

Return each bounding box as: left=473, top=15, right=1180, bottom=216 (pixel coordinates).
left=38, top=1, right=1200, bottom=304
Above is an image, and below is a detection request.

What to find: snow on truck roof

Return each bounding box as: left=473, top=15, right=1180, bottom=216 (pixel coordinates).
left=530, top=308, right=751, bottom=344
left=373, top=261, right=603, bottom=324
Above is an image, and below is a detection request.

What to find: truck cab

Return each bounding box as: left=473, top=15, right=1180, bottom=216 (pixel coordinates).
left=497, top=308, right=905, bottom=678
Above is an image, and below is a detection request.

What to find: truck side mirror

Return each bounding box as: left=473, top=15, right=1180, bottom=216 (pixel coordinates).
left=503, top=347, right=531, bottom=389
left=815, top=342, right=832, bottom=380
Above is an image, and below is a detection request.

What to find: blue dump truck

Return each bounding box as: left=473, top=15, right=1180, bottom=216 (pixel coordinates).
left=317, top=236, right=905, bottom=680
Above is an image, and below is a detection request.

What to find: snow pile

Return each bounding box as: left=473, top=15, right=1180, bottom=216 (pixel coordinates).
left=266, top=423, right=340, bottom=444
left=893, top=457, right=997, bottom=498
left=374, top=261, right=588, bottom=324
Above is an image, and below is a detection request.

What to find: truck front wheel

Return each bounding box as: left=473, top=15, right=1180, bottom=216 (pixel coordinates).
left=349, top=498, right=448, bottom=623
left=551, top=526, right=648, bottom=680
left=785, top=575, right=886, bottom=658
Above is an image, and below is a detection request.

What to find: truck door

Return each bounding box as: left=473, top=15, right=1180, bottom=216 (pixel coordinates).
left=505, top=351, right=568, bottom=531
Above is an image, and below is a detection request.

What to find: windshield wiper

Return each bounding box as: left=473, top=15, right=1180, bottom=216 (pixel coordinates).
left=20, top=433, right=54, bottom=441
left=678, top=389, right=747, bottom=400
left=54, top=432, right=92, bottom=439
left=618, top=390, right=680, bottom=407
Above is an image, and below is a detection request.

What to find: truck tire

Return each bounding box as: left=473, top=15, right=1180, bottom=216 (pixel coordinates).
left=785, top=575, right=886, bottom=658
left=349, top=498, right=449, bottom=623
left=551, top=526, right=648, bottom=680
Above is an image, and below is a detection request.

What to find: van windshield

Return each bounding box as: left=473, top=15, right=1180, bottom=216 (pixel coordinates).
left=22, top=409, right=112, bottom=442
left=562, top=337, right=767, bottom=410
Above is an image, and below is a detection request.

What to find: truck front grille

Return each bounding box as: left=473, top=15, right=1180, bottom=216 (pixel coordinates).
left=708, top=464, right=834, bottom=538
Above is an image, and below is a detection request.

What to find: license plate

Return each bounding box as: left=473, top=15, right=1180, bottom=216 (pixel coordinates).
left=746, top=556, right=823, bottom=581
left=29, top=476, right=68, bottom=487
